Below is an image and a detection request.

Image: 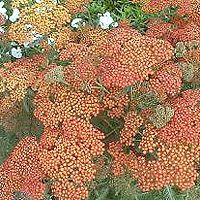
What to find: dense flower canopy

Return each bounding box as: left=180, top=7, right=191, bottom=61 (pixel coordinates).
left=1, top=0, right=200, bottom=199
left=0, top=137, right=45, bottom=200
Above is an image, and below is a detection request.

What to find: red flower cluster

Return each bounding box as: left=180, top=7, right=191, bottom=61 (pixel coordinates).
left=158, top=90, right=200, bottom=144
left=110, top=123, right=200, bottom=191
left=39, top=118, right=105, bottom=199
left=0, top=137, right=45, bottom=200
left=150, top=61, right=182, bottom=99
left=99, top=32, right=173, bottom=88
left=120, top=111, right=144, bottom=145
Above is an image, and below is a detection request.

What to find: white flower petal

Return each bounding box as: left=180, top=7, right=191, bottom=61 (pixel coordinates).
left=0, top=1, right=4, bottom=8
left=104, top=12, right=111, bottom=17
left=0, top=7, right=7, bottom=15
left=112, top=22, right=118, bottom=27
left=23, top=42, right=31, bottom=48
left=71, top=18, right=82, bottom=28
left=11, top=47, right=22, bottom=58
left=48, top=37, right=54, bottom=45
left=13, top=8, right=20, bottom=15
left=99, top=12, right=118, bottom=29
left=0, top=27, right=5, bottom=33
left=99, top=17, right=113, bottom=29
left=9, top=8, right=20, bottom=22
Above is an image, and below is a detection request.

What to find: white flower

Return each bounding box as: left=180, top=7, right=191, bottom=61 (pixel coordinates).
left=11, top=47, right=22, bottom=58
left=99, top=12, right=118, bottom=29
left=32, top=33, right=42, bottom=41
left=48, top=37, right=55, bottom=45
left=71, top=18, right=82, bottom=28
left=112, top=22, right=118, bottom=27
left=11, top=42, right=18, bottom=46
left=0, top=7, right=6, bottom=15
left=0, top=1, right=7, bottom=19
left=9, top=8, right=20, bottom=22
left=23, top=42, right=31, bottom=48
left=0, top=26, right=4, bottom=33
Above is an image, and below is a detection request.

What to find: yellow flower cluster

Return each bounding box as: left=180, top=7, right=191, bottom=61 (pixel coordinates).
left=8, top=0, right=71, bottom=43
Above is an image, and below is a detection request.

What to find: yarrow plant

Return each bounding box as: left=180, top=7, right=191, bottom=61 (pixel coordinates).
left=1, top=0, right=200, bottom=200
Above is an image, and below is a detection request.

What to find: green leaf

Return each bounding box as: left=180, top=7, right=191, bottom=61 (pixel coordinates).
left=162, top=185, right=176, bottom=200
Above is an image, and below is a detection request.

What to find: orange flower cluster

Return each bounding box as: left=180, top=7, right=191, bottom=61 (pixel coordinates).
left=60, top=43, right=101, bottom=91
left=139, top=125, right=158, bottom=155
left=120, top=111, right=144, bottom=146
left=133, top=0, right=191, bottom=15
left=102, top=88, right=129, bottom=119
left=34, top=83, right=101, bottom=127
left=108, top=141, right=138, bottom=178
left=147, top=19, right=200, bottom=46
left=99, top=30, right=173, bottom=88
left=0, top=97, right=19, bottom=121
left=146, top=19, right=173, bottom=40
left=49, top=27, right=76, bottom=50
left=189, top=1, right=200, bottom=26
left=144, top=0, right=200, bottom=46
left=61, top=25, right=173, bottom=89
left=110, top=123, right=200, bottom=191
left=1, top=55, right=44, bottom=100
left=39, top=126, right=60, bottom=150
left=79, top=27, right=108, bottom=47
left=8, top=0, right=93, bottom=45
left=149, top=61, right=182, bottom=99
left=99, top=26, right=142, bottom=57
left=0, top=13, right=6, bottom=25
left=63, top=0, right=92, bottom=14
left=0, top=55, right=46, bottom=121
left=136, top=141, right=198, bottom=191
left=0, top=137, right=45, bottom=200
left=39, top=117, right=105, bottom=200
left=134, top=0, right=200, bottom=27
left=170, top=21, right=200, bottom=44
left=158, top=90, right=200, bottom=144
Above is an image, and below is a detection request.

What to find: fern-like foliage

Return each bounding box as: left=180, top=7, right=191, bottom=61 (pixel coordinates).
left=91, top=110, right=124, bottom=142
left=0, top=88, right=43, bottom=165
left=109, top=171, right=140, bottom=200
left=162, top=185, right=177, bottom=200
